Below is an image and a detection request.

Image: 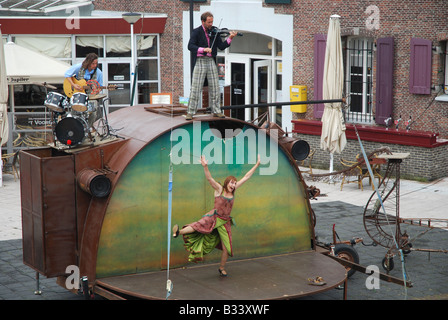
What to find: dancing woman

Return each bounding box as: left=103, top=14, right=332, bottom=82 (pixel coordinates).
left=173, top=155, right=261, bottom=276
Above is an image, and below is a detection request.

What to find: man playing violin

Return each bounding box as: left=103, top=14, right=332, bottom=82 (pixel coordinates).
left=186, top=11, right=237, bottom=120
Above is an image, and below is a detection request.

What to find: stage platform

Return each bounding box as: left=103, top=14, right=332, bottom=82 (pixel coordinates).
left=94, top=251, right=347, bottom=300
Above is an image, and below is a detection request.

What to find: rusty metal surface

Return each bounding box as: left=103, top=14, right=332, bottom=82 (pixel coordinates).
left=20, top=105, right=315, bottom=293
left=20, top=148, right=77, bottom=277
left=79, top=105, right=301, bottom=282
left=95, top=251, right=347, bottom=300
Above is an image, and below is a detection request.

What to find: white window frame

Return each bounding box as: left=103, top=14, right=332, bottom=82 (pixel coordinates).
left=345, top=37, right=374, bottom=123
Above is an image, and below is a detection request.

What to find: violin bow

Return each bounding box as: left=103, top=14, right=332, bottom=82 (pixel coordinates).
left=209, top=18, right=223, bottom=50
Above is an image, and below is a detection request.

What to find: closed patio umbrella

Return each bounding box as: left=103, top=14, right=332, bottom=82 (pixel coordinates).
left=1, top=30, right=8, bottom=146
left=1, top=28, right=9, bottom=187
left=320, top=14, right=346, bottom=173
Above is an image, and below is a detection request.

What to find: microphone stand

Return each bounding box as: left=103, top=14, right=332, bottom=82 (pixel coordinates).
left=99, top=97, right=123, bottom=140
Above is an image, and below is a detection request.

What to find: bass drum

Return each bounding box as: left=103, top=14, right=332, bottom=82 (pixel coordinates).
left=55, top=115, right=89, bottom=146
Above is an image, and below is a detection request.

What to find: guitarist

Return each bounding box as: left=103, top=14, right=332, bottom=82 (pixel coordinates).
left=64, top=53, right=104, bottom=127
left=64, top=53, right=104, bottom=92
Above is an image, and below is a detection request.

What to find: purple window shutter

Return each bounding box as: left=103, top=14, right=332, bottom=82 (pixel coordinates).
left=409, top=38, right=432, bottom=94
left=375, top=37, right=394, bottom=125
left=314, top=34, right=326, bottom=118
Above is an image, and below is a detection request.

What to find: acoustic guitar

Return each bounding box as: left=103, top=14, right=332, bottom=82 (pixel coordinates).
left=63, top=77, right=117, bottom=98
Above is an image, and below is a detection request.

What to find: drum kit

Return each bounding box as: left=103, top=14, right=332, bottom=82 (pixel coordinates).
left=44, top=91, right=106, bottom=147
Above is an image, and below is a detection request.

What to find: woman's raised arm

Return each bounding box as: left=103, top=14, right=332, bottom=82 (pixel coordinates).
left=200, top=156, right=223, bottom=194
left=235, top=155, right=261, bottom=190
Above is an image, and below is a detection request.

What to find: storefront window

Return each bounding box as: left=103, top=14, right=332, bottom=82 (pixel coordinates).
left=106, top=36, right=131, bottom=57
left=76, top=36, right=104, bottom=57
left=137, top=59, right=158, bottom=81
left=108, top=83, right=131, bottom=107
left=14, top=36, right=72, bottom=59
left=229, top=32, right=272, bottom=55
left=138, top=83, right=159, bottom=104
left=108, top=63, right=130, bottom=81
left=137, top=35, right=157, bottom=57
left=275, top=39, right=282, bottom=57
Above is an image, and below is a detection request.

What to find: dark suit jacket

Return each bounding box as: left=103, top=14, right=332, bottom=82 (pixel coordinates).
left=188, top=25, right=231, bottom=68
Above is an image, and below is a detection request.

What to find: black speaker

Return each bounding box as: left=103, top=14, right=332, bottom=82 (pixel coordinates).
left=88, top=174, right=112, bottom=198
left=289, top=140, right=311, bottom=161
left=278, top=137, right=310, bottom=161
left=77, top=169, right=111, bottom=198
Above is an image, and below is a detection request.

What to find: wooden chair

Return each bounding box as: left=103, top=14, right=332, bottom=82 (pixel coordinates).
left=298, top=149, right=315, bottom=174
left=340, top=158, right=364, bottom=191
left=356, top=153, right=385, bottom=189
left=1, top=151, right=20, bottom=182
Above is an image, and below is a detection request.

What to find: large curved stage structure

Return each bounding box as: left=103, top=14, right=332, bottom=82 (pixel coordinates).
left=19, top=105, right=346, bottom=300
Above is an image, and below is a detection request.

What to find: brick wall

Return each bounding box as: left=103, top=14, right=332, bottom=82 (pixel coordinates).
left=95, top=0, right=448, bottom=137
left=94, top=0, right=196, bottom=102
left=294, top=132, right=448, bottom=181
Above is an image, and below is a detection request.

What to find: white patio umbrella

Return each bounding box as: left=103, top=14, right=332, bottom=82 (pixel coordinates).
left=4, top=41, right=70, bottom=84
left=320, top=15, right=346, bottom=173
left=1, top=28, right=9, bottom=187
left=1, top=40, right=70, bottom=186
left=0, top=31, right=8, bottom=145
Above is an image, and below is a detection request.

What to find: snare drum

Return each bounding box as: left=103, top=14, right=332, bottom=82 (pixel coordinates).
left=45, top=92, right=66, bottom=113
left=55, top=115, right=89, bottom=146
left=71, top=92, right=89, bottom=112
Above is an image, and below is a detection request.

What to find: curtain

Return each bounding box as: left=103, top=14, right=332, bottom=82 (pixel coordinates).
left=15, top=36, right=71, bottom=58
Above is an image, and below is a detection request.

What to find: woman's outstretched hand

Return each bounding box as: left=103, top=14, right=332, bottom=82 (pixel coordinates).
left=200, top=155, right=208, bottom=167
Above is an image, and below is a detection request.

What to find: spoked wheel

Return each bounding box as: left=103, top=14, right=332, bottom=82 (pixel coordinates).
left=363, top=159, right=408, bottom=250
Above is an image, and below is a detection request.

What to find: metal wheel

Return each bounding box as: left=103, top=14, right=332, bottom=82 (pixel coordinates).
left=363, top=159, right=408, bottom=250
left=334, top=244, right=359, bottom=278
left=382, top=256, right=394, bottom=272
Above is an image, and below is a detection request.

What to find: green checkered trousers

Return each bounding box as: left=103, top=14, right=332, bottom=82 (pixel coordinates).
left=187, top=56, right=222, bottom=115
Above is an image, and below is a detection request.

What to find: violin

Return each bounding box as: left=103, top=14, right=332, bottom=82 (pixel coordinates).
left=209, top=26, right=243, bottom=37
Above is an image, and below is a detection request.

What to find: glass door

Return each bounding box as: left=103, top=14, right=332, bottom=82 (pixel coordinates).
left=107, top=62, right=131, bottom=112
left=253, top=59, right=272, bottom=124
left=226, top=56, right=251, bottom=121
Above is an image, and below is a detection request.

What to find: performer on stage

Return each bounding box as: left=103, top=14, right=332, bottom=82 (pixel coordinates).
left=64, top=53, right=104, bottom=90
left=173, top=155, right=261, bottom=277
left=64, top=53, right=104, bottom=126
left=186, top=11, right=238, bottom=120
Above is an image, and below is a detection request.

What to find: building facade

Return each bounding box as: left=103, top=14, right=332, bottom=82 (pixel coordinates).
left=93, top=0, right=448, bottom=137
left=2, top=0, right=448, bottom=169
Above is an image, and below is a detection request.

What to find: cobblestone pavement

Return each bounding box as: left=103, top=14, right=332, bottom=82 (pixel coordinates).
left=1, top=172, right=447, bottom=300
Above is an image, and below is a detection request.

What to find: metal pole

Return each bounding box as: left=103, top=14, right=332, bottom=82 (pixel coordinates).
left=130, top=22, right=136, bottom=106
left=189, top=0, right=194, bottom=79
left=222, top=98, right=344, bottom=110
left=34, top=272, right=42, bottom=295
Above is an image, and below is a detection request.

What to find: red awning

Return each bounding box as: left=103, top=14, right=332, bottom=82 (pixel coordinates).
left=0, top=16, right=167, bottom=35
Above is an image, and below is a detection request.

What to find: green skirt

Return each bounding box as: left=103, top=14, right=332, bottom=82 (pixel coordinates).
left=183, top=217, right=232, bottom=263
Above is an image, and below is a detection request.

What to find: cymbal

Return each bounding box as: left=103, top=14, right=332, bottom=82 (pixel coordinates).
left=32, top=82, right=57, bottom=90
left=88, top=94, right=107, bottom=100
